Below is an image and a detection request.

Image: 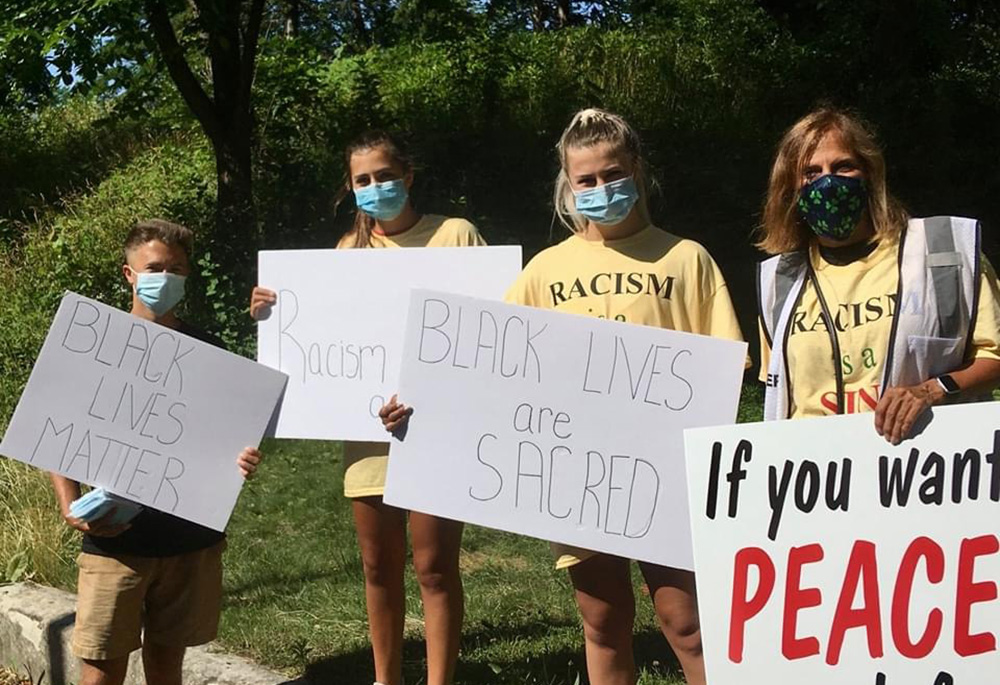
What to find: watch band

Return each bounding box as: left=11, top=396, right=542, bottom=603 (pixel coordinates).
left=936, top=374, right=961, bottom=397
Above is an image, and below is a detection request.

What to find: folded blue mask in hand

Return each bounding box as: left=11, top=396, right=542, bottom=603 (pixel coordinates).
left=69, top=488, right=143, bottom=526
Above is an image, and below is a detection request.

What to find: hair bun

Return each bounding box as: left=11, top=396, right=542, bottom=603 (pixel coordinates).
left=574, top=108, right=608, bottom=126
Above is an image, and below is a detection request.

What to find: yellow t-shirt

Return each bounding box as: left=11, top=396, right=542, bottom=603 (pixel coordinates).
left=342, top=214, right=487, bottom=498
left=507, top=225, right=744, bottom=568
left=506, top=226, right=744, bottom=340
left=759, top=238, right=1000, bottom=418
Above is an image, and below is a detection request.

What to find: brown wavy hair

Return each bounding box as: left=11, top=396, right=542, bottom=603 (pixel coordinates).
left=335, top=130, right=414, bottom=248
left=123, top=219, right=193, bottom=261
left=757, top=107, right=908, bottom=255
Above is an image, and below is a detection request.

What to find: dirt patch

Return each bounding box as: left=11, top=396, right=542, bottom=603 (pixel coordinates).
left=459, top=550, right=530, bottom=573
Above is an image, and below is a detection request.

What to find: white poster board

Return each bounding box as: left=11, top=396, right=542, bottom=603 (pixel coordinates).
left=384, top=289, right=747, bottom=569
left=257, top=247, right=522, bottom=441
left=0, top=292, right=288, bottom=531
left=684, top=404, right=1000, bottom=685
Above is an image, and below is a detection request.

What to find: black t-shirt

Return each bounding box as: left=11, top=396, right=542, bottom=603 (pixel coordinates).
left=818, top=239, right=880, bottom=266
left=82, top=320, right=229, bottom=558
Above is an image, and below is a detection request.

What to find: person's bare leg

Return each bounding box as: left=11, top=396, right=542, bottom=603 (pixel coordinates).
left=142, top=642, right=186, bottom=685
left=79, top=657, right=129, bottom=685
left=568, top=554, right=636, bottom=685
left=409, top=512, right=464, bottom=685
left=639, top=564, right=705, bottom=685
left=353, top=496, right=408, bottom=685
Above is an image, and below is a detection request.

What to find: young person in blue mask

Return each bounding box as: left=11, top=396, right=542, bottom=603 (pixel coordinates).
left=383, top=109, right=741, bottom=684
left=251, top=131, right=484, bottom=685
left=49, top=219, right=262, bottom=685
left=757, top=107, right=1000, bottom=437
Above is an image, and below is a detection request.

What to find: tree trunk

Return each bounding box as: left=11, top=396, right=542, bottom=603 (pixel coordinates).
left=214, top=128, right=255, bottom=265
left=145, top=0, right=264, bottom=266
left=285, top=0, right=299, bottom=37
left=531, top=0, right=546, bottom=30
left=203, top=0, right=256, bottom=254
left=554, top=0, right=573, bottom=27
left=349, top=0, right=369, bottom=46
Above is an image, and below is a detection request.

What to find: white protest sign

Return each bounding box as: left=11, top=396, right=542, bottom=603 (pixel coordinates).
left=383, top=289, right=747, bottom=569
left=684, top=405, right=1000, bottom=685
left=257, top=247, right=522, bottom=441
left=0, top=292, right=288, bottom=531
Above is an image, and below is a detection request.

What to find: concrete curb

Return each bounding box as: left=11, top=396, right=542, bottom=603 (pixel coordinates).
left=0, top=583, right=310, bottom=685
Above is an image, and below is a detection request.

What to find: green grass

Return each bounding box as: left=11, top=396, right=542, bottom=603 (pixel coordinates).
left=219, top=438, right=686, bottom=684
left=0, top=460, right=77, bottom=590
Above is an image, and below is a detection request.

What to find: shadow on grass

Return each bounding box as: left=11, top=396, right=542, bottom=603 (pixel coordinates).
left=288, top=624, right=683, bottom=685
left=633, top=629, right=684, bottom=681
left=221, top=567, right=350, bottom=605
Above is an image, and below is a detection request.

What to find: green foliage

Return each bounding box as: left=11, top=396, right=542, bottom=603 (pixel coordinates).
left=393, top=0, right=482, bottom=42
left=0, top=0, right=148, bottom=107
left=0, top=99, right=154, bottom=243
left=0, top=134, right=221, bottom=431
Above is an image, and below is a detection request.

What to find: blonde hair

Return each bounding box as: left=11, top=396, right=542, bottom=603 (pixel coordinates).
left=758, top=107, right=908, bottom=255
left=553, top=108, right=651, bottom=233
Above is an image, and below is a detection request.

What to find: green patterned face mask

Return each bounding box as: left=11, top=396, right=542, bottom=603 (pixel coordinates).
left=797, top=174, right=867, bottom=240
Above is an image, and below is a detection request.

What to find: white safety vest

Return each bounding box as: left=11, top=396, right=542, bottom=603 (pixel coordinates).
left=758, top=216, right=981, bottom=421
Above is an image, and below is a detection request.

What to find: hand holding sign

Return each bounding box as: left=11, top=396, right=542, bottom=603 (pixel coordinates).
left=378, top=395, right=412, bottom=435
left=250, top=287, right=277, bottom=321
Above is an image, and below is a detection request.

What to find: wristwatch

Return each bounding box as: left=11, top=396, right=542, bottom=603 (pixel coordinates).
left=936, top=374, right=961, bottom=398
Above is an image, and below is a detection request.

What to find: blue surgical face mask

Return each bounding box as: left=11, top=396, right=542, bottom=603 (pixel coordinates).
left=134, top=271, right=186, bottom=316
left=573, top=177, right=640, bottom=226
left=354, top=179, right=409, bottom=221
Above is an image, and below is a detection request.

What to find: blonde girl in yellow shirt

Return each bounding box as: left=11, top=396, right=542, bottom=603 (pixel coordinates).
left=396, top=108, right=741, bottom=685
left=757, top=107, right=1000, bottom=440
left=251, top=131, right=484, bottom=685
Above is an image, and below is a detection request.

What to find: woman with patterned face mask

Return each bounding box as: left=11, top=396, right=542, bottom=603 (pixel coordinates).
left=251, top=131, right=485, bottom=685
left=757, top=107, right=1000, bottom=442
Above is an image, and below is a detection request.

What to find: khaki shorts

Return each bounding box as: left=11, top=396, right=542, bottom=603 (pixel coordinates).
left=71, top=541, right=225, bottom=661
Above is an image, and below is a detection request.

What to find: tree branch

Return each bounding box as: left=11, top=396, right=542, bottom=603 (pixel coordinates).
left=143, top=0, right=221, bottom=142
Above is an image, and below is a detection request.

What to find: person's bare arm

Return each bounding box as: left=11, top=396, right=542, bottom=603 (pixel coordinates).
left=875, top=357, right=1000, bottom=444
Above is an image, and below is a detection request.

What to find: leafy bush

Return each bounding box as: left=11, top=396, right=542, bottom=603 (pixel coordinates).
left=0, top=98, right=151, bottom=245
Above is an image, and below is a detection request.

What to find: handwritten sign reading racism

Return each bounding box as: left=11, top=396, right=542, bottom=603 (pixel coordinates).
left=0, top=293, right=288, bottom=531
left=684, top=405, right=1000, bottom=685
left=256, top=247, right=522, bottom=441
left=383, top=289, right=747, bottom=569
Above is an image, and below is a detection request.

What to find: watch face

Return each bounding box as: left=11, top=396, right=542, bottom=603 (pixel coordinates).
left=939, top=374, right=960, bottom=395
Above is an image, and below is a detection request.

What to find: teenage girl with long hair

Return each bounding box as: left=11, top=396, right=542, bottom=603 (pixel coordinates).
left=252, top=131, right=484, bottom=685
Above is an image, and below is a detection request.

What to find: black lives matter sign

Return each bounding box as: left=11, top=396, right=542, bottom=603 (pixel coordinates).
left=1, top=293, right=287, bottom=531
